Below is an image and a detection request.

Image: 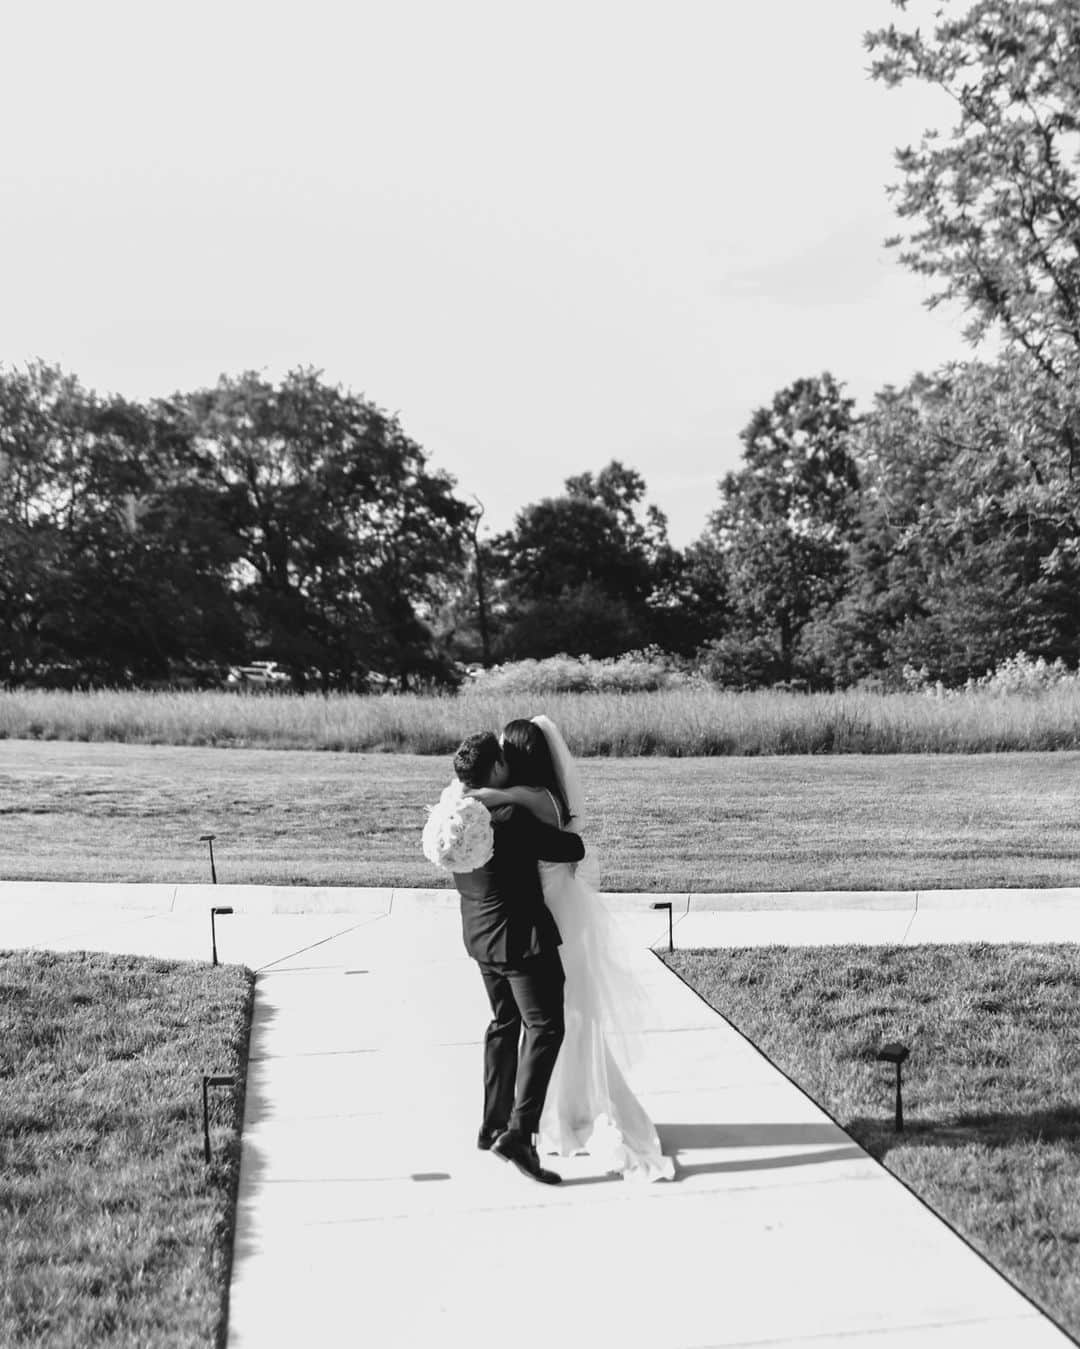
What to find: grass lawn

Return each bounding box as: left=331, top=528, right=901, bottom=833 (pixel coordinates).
left=1, top=740, right=1080, bottom=891
left=0, top=950, right=254, bottom=1348
left=666, top=944, right=1080, bottom=1341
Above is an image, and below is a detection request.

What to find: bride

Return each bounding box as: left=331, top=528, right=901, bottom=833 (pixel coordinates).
left=468, top=715, right=674, bottom=1183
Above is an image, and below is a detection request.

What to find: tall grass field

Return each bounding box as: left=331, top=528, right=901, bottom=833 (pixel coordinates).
left=3, top=684, right=1080, bottom=754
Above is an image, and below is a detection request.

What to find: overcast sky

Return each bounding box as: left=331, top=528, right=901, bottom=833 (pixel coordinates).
left=2, top=0, right=974, bottom=545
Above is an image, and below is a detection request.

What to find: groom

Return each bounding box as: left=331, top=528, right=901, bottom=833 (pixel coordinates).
left=451, top=730, right=584, bottom=1184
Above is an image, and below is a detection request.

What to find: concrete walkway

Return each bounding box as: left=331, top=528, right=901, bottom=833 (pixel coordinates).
left=5, top=878, right=1080, bottom=952
left=3, top=882, right=1078, bottom=1346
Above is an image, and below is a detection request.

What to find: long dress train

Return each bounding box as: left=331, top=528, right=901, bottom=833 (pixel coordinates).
left=536, top=839, right=674, bottom=1182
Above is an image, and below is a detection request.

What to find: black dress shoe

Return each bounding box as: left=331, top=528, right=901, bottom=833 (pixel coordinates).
left=477, top=1128, right=505, bottom=1151
left=491, top=1130, right=562, bottom=1184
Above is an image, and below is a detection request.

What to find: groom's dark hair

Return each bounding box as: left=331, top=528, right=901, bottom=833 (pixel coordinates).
left=453, top=731, right=503, bottom=788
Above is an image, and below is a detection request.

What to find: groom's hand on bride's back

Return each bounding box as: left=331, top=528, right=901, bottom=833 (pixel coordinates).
left=520, top=813, right=585, bottom=864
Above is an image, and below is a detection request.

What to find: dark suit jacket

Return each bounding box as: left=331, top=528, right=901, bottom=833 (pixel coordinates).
left=454, top=807, right=586, bottom=965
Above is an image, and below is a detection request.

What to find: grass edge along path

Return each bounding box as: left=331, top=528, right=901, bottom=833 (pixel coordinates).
left=0, top=950, right=254, bottom=1349
left=665, top=943, right=1080, bottom=1344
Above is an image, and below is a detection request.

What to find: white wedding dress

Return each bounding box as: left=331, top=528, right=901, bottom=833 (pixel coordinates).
left=531, top=718, right=674, bottom=1182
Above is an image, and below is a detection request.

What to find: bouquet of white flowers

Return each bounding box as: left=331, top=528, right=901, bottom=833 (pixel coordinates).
left=421, top=779, right=494, bottom=873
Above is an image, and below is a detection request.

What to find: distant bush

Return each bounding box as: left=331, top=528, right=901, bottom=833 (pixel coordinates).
left=964, top=652, right=1079, bottom=697
left=466, top=650, right=693, bottom=695
left=692, top=632, right=787, bottom=691
left=903, top=652, right=1080, bottom=699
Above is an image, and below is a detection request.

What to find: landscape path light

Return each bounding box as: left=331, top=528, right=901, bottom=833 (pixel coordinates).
left=202, top=1074, right=236, bottom=1163
left=876, top=1042, right=910, bottom=1133
left=199, top=833, right=218, bottom=884
left=651, top=901, right=674, bottom=954
left=210, top=906, right=234, bottom=966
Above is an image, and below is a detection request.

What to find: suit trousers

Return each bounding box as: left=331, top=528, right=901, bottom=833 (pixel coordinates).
left=477, top=949, right=565, bottom=1139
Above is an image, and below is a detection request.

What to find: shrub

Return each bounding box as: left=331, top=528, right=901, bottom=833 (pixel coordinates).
left=964, top=652, right=1078, bottom=697
left=693, top=631, right=785, bottom=690
left=465, top=650, right=692, bottom=695
left=902, top=652, right=1080, bottom=699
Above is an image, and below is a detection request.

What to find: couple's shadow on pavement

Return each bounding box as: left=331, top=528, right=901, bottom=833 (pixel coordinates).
left=554, top=1122, right=865, bottom=1185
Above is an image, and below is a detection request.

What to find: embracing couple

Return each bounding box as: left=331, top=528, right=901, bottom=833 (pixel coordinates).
left=448, top=715, right=673, bottom=1185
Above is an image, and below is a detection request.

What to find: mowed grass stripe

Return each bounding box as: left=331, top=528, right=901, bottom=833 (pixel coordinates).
left=1, top=741, right=1079, bottom=892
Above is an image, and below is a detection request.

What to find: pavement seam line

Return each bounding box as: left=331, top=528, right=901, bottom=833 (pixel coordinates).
left=253, top=919, right=376, bottom=974
left=899, top=890, right=920, bottom=945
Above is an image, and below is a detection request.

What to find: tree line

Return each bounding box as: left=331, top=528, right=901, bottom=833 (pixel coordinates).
left=3, top=0, right=1079, bottom=691
left=3, top=351, right=1076, bottom=692
left=0, top=366, right=471, bottom=690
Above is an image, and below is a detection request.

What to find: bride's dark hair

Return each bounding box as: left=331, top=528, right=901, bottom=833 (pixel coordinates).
left=501, top=719, right=571, bottom=826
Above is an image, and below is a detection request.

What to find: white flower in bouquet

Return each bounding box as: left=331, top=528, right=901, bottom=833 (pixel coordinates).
left=421, top=779, right=494, bottom=873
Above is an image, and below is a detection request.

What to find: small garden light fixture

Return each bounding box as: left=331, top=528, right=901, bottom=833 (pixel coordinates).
left=876, top=1041, right=910, bottom=1132
left=199, top=833, right=218, bottom=884
left=651, top=901, right=674, bottom=953
left=202, top=1073, right=236, bottom=1163
left=210, top=906, right=234, bottom=966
